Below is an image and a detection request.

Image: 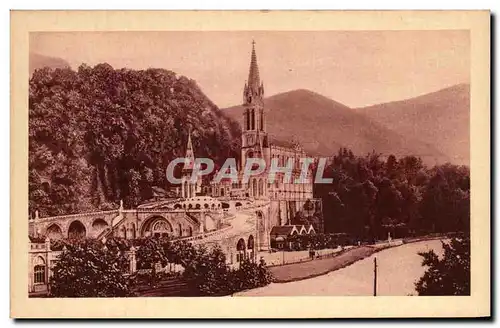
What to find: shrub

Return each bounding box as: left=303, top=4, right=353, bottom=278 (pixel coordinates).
left=182, top=246, right=273, bottom=296
left=49, top=239, right=131, bottom=297
left=228, top=258, right=273, bottom=292
left=415, top=236, right=470, bottom=295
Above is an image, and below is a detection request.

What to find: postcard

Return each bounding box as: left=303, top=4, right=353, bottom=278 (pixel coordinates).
left=11, top=10, right=490, bottom=318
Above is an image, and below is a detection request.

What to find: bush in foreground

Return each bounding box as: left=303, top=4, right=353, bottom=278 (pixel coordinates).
left=49, top=240, right=132, bottom=297
left=183, top=245, right=273, bottom=296
left=415, top=236, right=470, bottom=295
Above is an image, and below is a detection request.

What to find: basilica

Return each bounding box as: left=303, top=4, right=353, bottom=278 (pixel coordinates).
left=177, top=42, right=323, bottom=243
left=28, top=42, right=324, bottom=295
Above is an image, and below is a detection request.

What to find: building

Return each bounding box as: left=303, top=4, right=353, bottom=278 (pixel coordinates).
left=27, top=41, right=325, bottom=295
left=207, top=41, right=323, bottom=244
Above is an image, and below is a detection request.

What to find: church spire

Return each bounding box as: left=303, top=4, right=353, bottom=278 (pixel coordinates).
left=248, top=40, right=260, bottom=91
left=244, top=40, right=264, bottom=105
left=184, top=129, right=195, bottom=171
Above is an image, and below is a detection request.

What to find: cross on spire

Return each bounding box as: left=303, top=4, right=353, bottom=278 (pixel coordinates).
left=248, top=40, right=260, bottom=90
left=244, top=40, right=264, bottom=105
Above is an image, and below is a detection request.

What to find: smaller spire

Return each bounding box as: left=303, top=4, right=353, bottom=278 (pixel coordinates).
left=184, top=129, right=195, bottom=171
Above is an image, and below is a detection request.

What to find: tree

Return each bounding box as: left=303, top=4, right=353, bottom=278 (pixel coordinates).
left=415, top=236, right=470, bottom=295
left=420, top=165, right=470, bottom=233
left=49, top=240, right=131, bottom=297
left=29, top=64, right=241, bottom=216
left=183, top=245, right=232, bottom=296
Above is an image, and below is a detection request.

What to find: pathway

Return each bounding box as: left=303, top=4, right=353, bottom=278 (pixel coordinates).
left=235, top=239, right=445, bottom=296
left=268, top=246, right=377, bottom=283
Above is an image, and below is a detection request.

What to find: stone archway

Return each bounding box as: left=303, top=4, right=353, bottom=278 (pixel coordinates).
left=46, top=223, right=63, bottom=240
left=68, top=220, right=86, bottom=239
left=141, top=216, right=173, bottom=238
left=91, top=218, right=109, bottom=235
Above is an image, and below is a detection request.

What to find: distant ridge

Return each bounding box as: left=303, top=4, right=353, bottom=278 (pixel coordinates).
left=222, top=88, right=450, bottom=165
left=29, top=52, right=70, bottom=75
left=354, top=84, right=470, bottom=165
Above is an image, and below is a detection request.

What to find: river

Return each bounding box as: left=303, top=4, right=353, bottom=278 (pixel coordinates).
left=236, top=239, right=445, bottom=296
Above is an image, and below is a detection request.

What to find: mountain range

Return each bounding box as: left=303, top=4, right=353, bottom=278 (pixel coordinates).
left=354, top=84, right=469, bottom=165
left=29, top=53, right=469, bottom=166
left=222, top=85, right=469, bottom=166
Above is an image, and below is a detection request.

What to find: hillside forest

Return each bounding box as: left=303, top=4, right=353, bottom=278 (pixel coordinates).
left=29, top=64, right=241, bottom=216
left=29, top=64, right=469, bottom=237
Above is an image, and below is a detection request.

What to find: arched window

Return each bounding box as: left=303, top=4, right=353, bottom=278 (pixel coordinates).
left=248, top=235, right=255, bottom=250
left=236, top=238, right=246, bottom=262
left=246, top=109, right=251, bottom=130
left=131, top=223, right=136, bottom=239
left=188, top=226, right=193, bottom=237
left=258, top=179, right=264, bottom=196
left=33, top=257, right=45, bottom=284
left=220, top=188, right=225, bottom=197
left=260, top=110, right=264, bottom=131
left=251, top=109, right=255, bottom=130
left=151, top=219, right=172, bottom=238
left=178, top=223, right=182, bottom=237
left=252, top=179, right=258, bottom=198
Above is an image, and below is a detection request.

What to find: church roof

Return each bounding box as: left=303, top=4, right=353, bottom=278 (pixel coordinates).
left=268, top=136, right=303, bottom=150
left=270, top=225, right=294, bottom=236
left=270, top=225, right=303, bottom=237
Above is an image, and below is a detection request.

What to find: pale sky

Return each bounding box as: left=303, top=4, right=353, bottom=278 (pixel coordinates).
left=30, top=31, right=469, bottom=108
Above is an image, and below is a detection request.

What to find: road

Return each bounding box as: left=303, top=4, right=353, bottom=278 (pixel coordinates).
left=235, top=239, right=445, bottom=296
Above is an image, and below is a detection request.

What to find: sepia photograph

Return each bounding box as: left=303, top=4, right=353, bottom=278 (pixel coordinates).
left=10, top=10, right=490, bottom=318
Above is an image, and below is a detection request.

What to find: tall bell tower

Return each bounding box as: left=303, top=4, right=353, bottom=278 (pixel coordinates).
left=241, top=40, right=269, bottom=171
